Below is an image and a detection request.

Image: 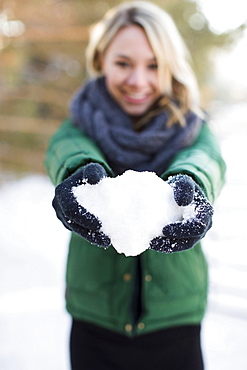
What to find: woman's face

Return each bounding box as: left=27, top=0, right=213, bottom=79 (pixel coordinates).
left=101, top=25, right=161, bottom=116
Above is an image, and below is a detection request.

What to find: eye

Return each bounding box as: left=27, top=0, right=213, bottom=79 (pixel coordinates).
left=148, top=63, right=158, bottom=70
left=115, top=61, right=130, bottom=68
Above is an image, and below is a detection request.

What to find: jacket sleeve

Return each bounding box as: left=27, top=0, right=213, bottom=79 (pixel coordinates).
left=44, top=119, right=114, bottom=186
left=161, top=123, right=226, bottom=203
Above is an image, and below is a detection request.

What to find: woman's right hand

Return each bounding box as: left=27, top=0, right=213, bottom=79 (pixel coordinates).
left=52, top=163, right=111, bottom=248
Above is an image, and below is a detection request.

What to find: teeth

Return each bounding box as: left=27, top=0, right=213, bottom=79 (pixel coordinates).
left=127, top=93, right=147, bottom=99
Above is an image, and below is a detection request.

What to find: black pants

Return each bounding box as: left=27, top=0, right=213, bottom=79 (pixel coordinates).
left=70, top=320, right=204, bottom=370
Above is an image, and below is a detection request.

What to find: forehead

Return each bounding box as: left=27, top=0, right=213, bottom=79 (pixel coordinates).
left=105, top=25, right=155, bottom=59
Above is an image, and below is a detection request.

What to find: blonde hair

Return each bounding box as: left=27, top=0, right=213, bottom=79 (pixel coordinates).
left=86, top=1, right=201, bottom=126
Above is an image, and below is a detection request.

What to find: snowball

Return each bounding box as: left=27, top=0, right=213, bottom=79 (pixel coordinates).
left=73, top=170, right=195, bottom=257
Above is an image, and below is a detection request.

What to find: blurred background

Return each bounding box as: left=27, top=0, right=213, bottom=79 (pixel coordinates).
left=0, top=0, right=247, bottom=369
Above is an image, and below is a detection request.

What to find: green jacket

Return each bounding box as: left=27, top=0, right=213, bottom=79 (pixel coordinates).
left=45, top=119, right=226, bottom=337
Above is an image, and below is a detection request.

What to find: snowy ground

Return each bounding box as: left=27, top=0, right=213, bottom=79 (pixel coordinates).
left=0, top=102, right=247, bottom=369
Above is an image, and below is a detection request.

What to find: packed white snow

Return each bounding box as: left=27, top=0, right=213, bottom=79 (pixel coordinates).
left=73, top=170, right=196, bottom=256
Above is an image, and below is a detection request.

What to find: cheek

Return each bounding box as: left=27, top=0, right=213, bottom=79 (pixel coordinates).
left=105, top=73, right=124, bottom=99
left=106, top=69, right=124, bottom=86
left=150, top=74, right=160, bottom=92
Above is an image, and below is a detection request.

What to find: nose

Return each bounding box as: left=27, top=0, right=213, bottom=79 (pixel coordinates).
left=126, top=67, right=147, bottom=88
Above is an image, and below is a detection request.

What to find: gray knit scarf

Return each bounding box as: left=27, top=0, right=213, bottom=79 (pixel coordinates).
left=70, top=77, right=203, bottom=175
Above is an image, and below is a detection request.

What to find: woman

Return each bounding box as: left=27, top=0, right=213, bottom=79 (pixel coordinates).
left=45, top=2, right=226, bottom=369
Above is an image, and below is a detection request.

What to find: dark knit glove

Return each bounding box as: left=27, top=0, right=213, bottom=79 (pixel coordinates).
left=52, top=163, right=111, bottom=248
left=149, top=175, right=214, bottom=253
left=167, top=174, right=195, bottom=206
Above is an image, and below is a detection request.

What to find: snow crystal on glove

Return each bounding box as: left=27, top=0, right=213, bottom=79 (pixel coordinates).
left=73, top=170, right=195, bottom=256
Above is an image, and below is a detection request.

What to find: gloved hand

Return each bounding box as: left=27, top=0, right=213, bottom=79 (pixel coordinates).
left=149, top=174, right=214, bottom=253
left=52, top=163, right=111, bottom=248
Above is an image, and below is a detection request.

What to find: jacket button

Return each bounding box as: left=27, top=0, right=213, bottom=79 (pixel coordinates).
left=123, top=273, right=132, bottom=282
left=137, top=322, right=145, bottom=330
left=125, top=324, right=132, bottom=332
left=145, top=274, right=152, bottom=282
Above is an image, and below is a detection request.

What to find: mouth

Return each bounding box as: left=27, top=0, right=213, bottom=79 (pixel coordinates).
left=123, top=92, right=150, bottom=104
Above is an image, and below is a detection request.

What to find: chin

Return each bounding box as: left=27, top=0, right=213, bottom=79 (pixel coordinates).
left=122, top=105, right=151, bottom=117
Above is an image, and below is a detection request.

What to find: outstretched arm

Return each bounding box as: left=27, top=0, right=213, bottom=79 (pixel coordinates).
left=150, top=123, right=226, bottom=253
left=44, top=119, right=113, bottom=186
left=161, top=123, right=226, bottom=203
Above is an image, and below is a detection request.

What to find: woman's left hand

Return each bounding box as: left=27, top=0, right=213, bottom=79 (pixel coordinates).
left=149, top=175, right=214, bottom=253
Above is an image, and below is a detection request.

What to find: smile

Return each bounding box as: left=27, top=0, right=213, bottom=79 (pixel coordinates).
left=123, top=92, right=150, bottom=103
